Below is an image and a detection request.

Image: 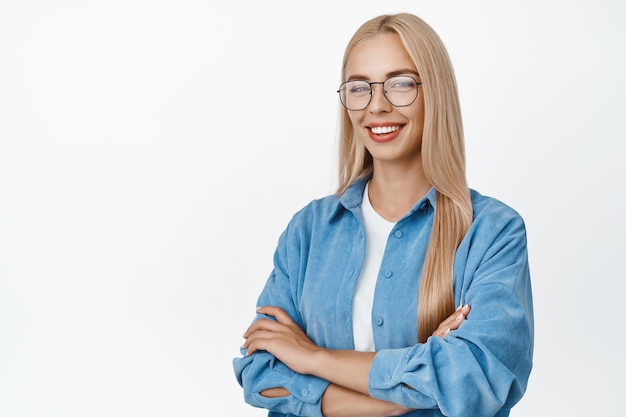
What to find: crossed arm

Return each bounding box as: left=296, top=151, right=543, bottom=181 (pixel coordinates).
left=242, top=304, right=470, bottom=417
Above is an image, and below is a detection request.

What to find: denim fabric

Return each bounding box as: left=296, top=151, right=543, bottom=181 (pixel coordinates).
left=233, top=177, right=533, bottom=417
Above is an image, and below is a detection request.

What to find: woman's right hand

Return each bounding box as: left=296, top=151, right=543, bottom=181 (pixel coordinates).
left=432, top=304, right=470, bottom=338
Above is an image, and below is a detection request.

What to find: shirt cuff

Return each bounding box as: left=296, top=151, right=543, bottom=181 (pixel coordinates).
left=369, top=347, right=437, bottom=408
left=285, top=373, right=330, bottom=417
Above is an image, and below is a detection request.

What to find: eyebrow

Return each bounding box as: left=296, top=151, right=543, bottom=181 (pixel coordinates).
left=346, top=68, right=420, bottom=81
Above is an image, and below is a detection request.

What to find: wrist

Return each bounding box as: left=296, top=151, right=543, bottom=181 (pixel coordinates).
left=303, top=346, right=329, bottom=375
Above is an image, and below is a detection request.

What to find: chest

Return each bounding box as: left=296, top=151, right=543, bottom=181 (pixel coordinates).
left=295, top=214, right=433, bottom=349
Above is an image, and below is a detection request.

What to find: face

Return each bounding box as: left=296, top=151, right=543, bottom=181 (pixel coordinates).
left=344, top=33, right=425, bottom=168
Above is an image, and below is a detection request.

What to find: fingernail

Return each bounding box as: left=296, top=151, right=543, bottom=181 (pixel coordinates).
left=456, top=305, right=462, bottom=311
left=444, top=328, right=450, bottom=336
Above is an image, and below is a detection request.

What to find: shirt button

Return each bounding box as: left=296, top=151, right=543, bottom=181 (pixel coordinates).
left=301, top=389, right=309, bottom=396
left=384, top=270, right=393, bottom=278
left=394, top=230, right=403, bottom=238
left=384, top=374, right=391, bottom=382
left=376, top=317, right=384, bottom=326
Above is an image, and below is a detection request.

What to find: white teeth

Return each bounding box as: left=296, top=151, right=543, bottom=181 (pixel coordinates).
left=371, top=125, right=400, bottom=134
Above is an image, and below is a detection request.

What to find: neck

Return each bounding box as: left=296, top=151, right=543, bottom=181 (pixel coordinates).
left=368, top=158, right=431, bottom=222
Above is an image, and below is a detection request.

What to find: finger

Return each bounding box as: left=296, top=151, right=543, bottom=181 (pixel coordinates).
left=437, top=306, right=465, bottom=329
left=453, top=304, right=470, bottom=323
left=432, top=327, right=449, bottom=338
left=256, top=306, right=296, bottom=325
left=243, top=318, right=283, bottom=338
left=242, top=328, right=281, bottom=353
left=243, top=326, right=295, bottom=356
left=433, top=304, right=471, bottom=337
left=447, top=304, right=471, bottom=330
left=243, top=334, right=269, bottom=355
left=449, top=304, right=470, bottom=323
left=433, top=325, right=448, bottom=337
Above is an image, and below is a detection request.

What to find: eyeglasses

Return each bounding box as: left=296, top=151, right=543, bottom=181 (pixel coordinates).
left=337, top=75, right=421, bottom=111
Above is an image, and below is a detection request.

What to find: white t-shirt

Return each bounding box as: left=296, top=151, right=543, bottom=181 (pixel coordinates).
left=352, top=182, right=396, bottom=352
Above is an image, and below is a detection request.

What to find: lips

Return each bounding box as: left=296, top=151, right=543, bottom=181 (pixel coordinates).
left=370, top=125, right=401, bottom=135
left=368, top=124, right=403, bottom=143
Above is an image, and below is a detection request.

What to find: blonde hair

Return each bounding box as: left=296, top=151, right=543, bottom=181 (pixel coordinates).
left=336, top=13, right=473, bottom=343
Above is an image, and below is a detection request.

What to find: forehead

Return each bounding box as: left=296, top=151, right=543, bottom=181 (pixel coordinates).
left=344, top=33, right=417, bottom=79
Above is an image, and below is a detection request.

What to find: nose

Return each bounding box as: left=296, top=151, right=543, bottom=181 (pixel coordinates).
left=368, top=84, right=393, bottom=113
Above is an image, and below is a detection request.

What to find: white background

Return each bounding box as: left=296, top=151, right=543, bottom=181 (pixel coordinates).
left=1, top=0, right=625, bottom=416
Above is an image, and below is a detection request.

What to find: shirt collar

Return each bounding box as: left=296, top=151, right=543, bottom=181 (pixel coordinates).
left=330, top=175, right=438, bottom=222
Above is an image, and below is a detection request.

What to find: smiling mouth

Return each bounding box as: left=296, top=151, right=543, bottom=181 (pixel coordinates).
left=370, top=125, right=401, bottom=135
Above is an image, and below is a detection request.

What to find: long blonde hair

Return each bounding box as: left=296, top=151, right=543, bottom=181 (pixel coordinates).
left=336, top=13, right=473, bottom=343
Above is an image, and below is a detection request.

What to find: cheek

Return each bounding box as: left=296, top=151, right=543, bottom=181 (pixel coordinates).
left=347, top=112, right=361, bottom=128
left=416, top=98, right=425, bottom=125
left=408, top=103, right=425, bottom=130
left=347, top=113, right=367, bottom=139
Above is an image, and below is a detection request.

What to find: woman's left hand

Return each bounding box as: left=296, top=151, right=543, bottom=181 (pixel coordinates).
left=242, top=306, right=322, bottom=375
left=432, top=304, right=471, bottom=338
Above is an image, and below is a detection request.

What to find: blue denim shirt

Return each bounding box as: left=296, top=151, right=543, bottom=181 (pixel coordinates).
left=233, top=177, right=533, bottom=417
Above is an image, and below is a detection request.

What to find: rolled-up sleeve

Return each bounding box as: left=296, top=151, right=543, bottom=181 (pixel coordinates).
left=234, top=350, right=329, bottom=416
left=233, top=214, right=331, bottom=416
left=369, top=208, right=533, bottom=417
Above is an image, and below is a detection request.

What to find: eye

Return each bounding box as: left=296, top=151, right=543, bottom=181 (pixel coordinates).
left=346, top=81, right=371, bottom=95
left=387, top=77, right=417, bottom=91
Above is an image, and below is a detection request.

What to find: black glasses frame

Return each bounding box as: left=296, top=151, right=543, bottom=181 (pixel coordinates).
left=337, top=76, right=422, bottom=111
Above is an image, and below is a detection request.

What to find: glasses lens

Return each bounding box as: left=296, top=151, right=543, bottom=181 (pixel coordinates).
left=339, top=81, right=371, bottom=110
left=383, top=76, right=419, bottom=107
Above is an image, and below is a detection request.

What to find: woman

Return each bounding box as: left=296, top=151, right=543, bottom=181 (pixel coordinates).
left=233, top=13, right=533, bottom=417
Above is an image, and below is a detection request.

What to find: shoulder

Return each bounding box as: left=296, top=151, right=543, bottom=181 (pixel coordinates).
left=281, top=193, right=344, bottom=238
left=470, top=189, right=524, bottom=223
left=273, top=193, right=348, bottom=259
left=287, top=178, right=366, bottom=228
left=459, top=190, right=530, bottom=290
left=468, top=189, right=527, bottom=241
